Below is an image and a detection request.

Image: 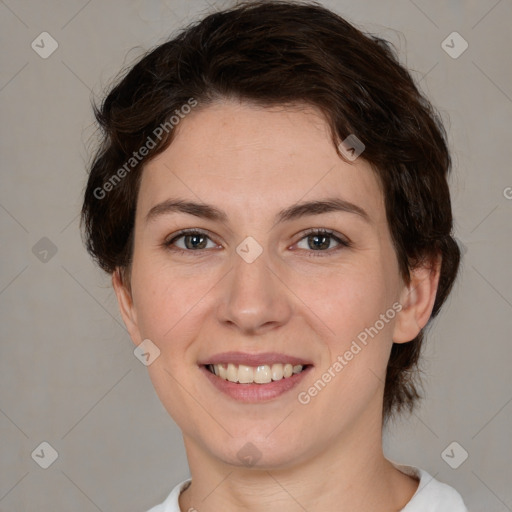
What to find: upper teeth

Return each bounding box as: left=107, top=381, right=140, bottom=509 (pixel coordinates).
left=209, top=363, right=304, bottom=384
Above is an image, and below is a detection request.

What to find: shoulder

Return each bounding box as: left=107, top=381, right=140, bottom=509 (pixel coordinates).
left=144, top=479, right=192, bottom=512
left=392, top=462, right=468, bottom=512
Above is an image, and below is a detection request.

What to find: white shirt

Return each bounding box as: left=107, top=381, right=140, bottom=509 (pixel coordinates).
left=146, top=463, right=468, bottom=512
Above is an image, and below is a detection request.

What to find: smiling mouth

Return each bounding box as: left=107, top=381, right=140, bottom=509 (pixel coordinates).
left=204, top=362, right=311, bottom=384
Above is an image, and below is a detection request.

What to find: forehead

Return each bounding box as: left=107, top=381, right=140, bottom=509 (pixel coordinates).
left=138, top=100, right=385, bottom=225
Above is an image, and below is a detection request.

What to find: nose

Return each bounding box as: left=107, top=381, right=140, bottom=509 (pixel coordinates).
left=216, top=247, right=293, bottom=335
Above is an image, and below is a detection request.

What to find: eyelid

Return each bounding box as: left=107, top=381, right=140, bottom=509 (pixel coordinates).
left=296, top=227, right=350, bottom=245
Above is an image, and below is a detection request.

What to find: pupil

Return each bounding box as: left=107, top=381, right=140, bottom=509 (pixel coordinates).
left=310, top=234, right=329, bottom=250
left=185, top=234, right=206, bottom=250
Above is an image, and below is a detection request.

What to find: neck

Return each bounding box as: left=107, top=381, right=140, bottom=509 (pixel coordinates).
left=178, top=403, right=418, bottom=512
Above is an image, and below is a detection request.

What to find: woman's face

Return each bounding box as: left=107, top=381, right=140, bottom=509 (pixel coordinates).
left=114, top=100, right=424, bottom=469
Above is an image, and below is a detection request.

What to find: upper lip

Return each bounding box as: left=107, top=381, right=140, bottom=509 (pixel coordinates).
left=198, top=351, right=312, bottom=367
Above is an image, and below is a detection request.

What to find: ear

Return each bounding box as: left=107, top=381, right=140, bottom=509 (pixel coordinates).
left=112, top=268, right=142, bottom=346
left=392, top=254, right=442, bottom=344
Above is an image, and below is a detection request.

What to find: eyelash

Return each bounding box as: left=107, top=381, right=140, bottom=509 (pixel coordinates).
left=162, top=228, right=351, bottom=257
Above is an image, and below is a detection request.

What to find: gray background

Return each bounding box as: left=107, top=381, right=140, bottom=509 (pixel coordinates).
left=1, top=0, right=511, bottom=510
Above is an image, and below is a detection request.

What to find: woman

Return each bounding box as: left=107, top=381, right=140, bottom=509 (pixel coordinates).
left=81, top=1, right=468, bottom=510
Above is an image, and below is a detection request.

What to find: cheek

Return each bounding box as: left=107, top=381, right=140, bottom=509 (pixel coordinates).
left=299, top=270, right=397, bottom=415
left=302, top=261, right=398, bottom=382
left=130, top=255, right=209, bottom=340
left=304, top=263, right=393, bottom=333
left=130, top=261, right=212, bottom=424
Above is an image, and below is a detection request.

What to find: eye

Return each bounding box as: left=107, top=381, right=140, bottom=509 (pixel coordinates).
left=163, top=229, right=218, bottom=253
left=294, top=228, right=351, bottom=257
left=163, top=228, right=351, bottom=256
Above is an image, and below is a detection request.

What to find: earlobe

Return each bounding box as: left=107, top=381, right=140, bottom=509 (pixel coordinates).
left=112, top=268, right=142, bottom=346
left=392, top=255, right=442, bottom=344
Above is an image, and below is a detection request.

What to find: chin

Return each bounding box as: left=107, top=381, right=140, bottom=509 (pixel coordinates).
left=208, top=434, right=307, bottom=471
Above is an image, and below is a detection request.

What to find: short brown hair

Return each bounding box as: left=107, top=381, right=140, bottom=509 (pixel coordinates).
left=81, top=0, right=461, bottom=424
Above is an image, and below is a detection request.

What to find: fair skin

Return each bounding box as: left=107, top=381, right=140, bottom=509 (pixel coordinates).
left=113, top=100, right=440, bottom=512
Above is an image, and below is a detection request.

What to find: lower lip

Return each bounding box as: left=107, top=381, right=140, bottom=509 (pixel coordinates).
left=200, top=365, right=312, bottom=403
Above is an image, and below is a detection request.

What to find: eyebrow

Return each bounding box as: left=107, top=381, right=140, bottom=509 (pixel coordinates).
left=145, top=196, right=371, bottom=225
